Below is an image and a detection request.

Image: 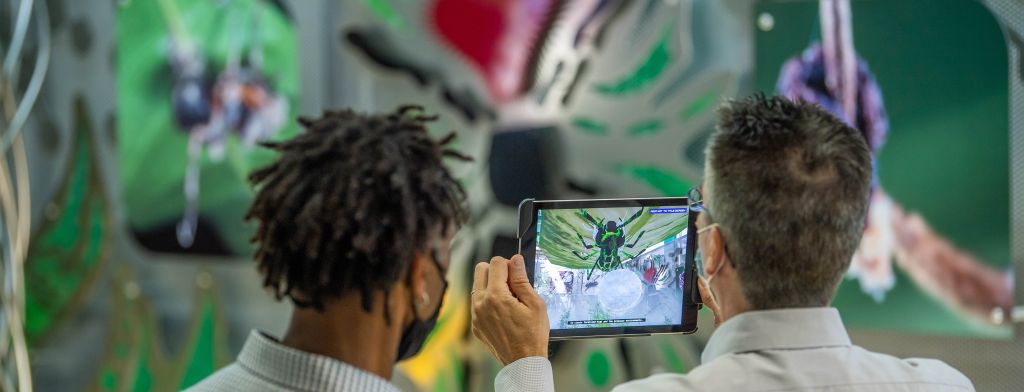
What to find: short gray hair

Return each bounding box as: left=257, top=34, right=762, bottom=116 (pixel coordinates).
left=705, top=94, right=872, bottom=309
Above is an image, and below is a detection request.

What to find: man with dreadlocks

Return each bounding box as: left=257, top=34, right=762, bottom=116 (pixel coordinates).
left=187, top=106, right=472, bottom=392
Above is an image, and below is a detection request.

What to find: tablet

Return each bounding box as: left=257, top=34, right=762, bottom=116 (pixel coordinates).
left=518, top=197, right=700, bottom=340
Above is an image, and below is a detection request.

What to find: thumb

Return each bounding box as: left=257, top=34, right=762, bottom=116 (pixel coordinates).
left=508, top=255, right=539, bottom=302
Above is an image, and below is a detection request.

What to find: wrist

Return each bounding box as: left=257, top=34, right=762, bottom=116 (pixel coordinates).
left=503, top=345, right=548, bottom=366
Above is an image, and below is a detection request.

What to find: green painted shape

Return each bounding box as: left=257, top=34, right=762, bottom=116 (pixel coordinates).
left=429, top=351, right=464, bottom=391
left=594, top=25, right=673, bottom=96
left=433, top=375, right=448, bottom=392
left=24, top=103, right=107, bottom=344
left=178, top=297, right=219, bottom=390
left=616, top=164, right=691, bottom=197
left=123, top=305, right=153, bottom=392
left=585, top=351, right=611, bottom=387
left=117, top=0, right=300, bottom=253
left=115, top=342, right=129, bottom=359
left=658, top=338, right=687, bottom=373
left=571, top=117, right=609, bottom=136
left=450, top=352, right=464, bottom=392
left=680, top=89, right=719, bottom=121
left=131, top=336, right=154, bottom=392
left=101, top=369, right=116, bottom=391
left=362, top=0, right=405, bottom=29
left=626, top=120, right=664, bottom=137
left=98, top=310, right=135, bottom=391
left=432, top=354, right=463, bottom=392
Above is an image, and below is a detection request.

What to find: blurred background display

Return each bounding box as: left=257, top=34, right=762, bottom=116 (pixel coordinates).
left=757, top=0, right=1012, bottom=339
left=118, top=0, right=299, bottom=255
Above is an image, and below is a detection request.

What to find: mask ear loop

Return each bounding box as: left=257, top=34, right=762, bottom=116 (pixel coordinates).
left=700, top=274, right=719, bottom=309
left=697, top=223, right=719, bottom=235
left=418, top=243, right=449, bottom=315
left=430, top=247, right=446, bottom=273
left=695, top=222, right=722, bottom=307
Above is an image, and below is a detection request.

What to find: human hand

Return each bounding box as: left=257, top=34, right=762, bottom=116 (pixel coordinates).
left=471, top=255, right=550, bottom=365
left=697, top=276, right=723, bottom=327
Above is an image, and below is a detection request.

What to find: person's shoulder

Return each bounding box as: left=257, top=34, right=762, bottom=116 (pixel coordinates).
left=610, top=362, right=736, bottom=392
left=611, top=348, right=974, bottom=392
left=183, top=364, right=238, bottom=392
left=610, top=372, right=699, bottom=392
left=897, top=356, right=974, bottom=388
left=184, top=363, right=282, bottom=392
left=853, top=346, right=974, bottom=389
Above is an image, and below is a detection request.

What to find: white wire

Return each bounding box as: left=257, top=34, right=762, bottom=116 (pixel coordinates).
left=0, top=0, right=46, bottom=390
left=0, top=79, right=21, bottom=392
left=0, top=131, right=29, bottom=392
left=10, top=136, right=31, bottom=392
left=2, top=0, right=34, bottom=77
left=13, top=128, right=28, bottom=295
left=1, top=0, right=49, bottom=153
left=10, top=133, right=30, bottom=320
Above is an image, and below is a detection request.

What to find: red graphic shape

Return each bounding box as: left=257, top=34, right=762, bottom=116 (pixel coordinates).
left=430, top=0, right=556, bottom=103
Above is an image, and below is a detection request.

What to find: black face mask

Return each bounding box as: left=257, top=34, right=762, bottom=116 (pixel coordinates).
left=396, top=249, right=448, bottom=361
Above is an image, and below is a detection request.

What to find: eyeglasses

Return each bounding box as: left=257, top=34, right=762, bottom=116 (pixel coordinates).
left=688, top=186, right=706, bottom=213
left=689, top=184, right=718, bottom=220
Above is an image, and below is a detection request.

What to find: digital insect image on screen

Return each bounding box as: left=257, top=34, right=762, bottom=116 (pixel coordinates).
left=533, top=207, right=689, bottom=330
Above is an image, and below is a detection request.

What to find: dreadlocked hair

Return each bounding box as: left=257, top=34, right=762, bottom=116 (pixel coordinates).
left=245, top=105, right=473, bottom=318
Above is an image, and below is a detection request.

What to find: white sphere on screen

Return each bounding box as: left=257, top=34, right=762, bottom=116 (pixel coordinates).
left=597, top=269, right=644, bottom=315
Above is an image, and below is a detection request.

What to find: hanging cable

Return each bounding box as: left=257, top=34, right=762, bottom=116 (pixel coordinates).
left=0, top=0, right=50, bottom=153
left=0, top=0, right=50, bottom=391
left=2, top=0, right=34, bottom=77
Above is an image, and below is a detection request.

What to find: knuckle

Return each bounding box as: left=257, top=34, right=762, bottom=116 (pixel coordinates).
left=498, top=296, right=518, bottom=307
left=479, top=298, right=495, bottom=311
left=532, top=298, right=548, bottom=311
left=489, top=256, right=507, bottom=265
left=529, top=300, right=545, bottom=311
left=474, top=297, right=493, bottom=311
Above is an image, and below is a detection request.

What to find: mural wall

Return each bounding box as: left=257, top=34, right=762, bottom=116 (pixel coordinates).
left=12, top=0, right=1023, bottom=391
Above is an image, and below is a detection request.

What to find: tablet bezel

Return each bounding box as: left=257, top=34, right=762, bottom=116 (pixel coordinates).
left=518, top=197, right=700, bottom=340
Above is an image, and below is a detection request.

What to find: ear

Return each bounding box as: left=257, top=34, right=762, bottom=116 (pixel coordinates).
left=406, top=251, right=429, bottom=305
left=703, top=227, right=728, bottom=277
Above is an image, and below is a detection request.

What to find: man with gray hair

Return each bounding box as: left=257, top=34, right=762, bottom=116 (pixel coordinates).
left=471, top=94, right=975, bottom=391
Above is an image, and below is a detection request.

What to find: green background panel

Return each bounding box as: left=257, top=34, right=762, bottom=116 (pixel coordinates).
left=117, top=0, right=299, bottom=254
left=755, top=0, right=1010, bottom=338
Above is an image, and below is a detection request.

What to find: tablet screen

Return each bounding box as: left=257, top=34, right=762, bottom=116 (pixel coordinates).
left=531, top=204, right=690, bottom=332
